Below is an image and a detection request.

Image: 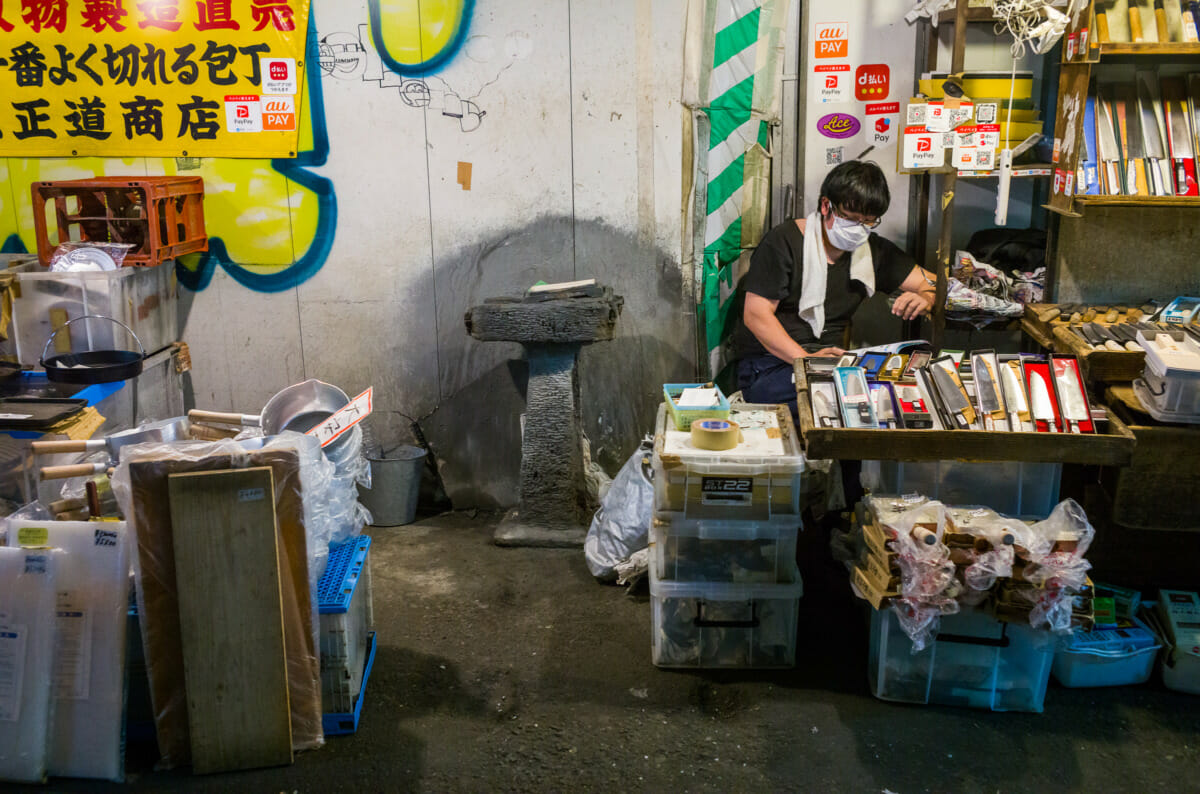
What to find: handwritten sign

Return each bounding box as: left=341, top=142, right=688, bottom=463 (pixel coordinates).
left=306, top=387, right=372, bottom=448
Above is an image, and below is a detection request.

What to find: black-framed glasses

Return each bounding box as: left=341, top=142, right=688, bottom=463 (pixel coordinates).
left=830, top=203, right=882, bottom=229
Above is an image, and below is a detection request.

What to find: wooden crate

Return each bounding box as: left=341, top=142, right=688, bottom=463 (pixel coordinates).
left=1051, top=325, right=1145, bottom=384
left=1101, top=385, right=1200, bottom=532
left=794, top=361, right=1136, bottom=466
left=32, top=177, right=207, bottom=267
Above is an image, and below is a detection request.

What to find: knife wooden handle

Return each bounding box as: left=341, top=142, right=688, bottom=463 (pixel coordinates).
left=1097, top=9, right=1111, bottom=41
left=1155, top=0, right=1170, bottom=40
left=1130, top=3, right=1145, bottom=40
left=40, top=463, right=108, bottom=481
left=30, top=440, right=92, bottom=454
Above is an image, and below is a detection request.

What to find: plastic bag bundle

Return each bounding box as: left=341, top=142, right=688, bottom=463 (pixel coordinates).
left=1010, top=499, right=1094, bottom=632
left=584, top=440, right=653, bottom=581
left=878, top=498, right=961, bottom=651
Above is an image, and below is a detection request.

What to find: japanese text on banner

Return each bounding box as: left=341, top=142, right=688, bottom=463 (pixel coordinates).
left=0, top=0, right=311, bottom=158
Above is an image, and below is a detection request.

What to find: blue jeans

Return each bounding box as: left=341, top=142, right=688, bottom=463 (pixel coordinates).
left=736, top=355, right=799, bottom=424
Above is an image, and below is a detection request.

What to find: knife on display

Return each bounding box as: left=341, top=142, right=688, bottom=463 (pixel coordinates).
left=931, top=365, right=975, bottom=429
left=836, top=368, right=876, bottom=428
left=1163, top=78, right=1199, bottom=195
left=1096, top=87, right=1124, bottom=195
left=813, top=389, right=840, bottom=428
left=1137, top=71, right=1173, bottom=196
left=1029, top=371, right=1058, bottom=432
left=1090, top=323, right=1126, bottom=351
left=1123, top=84, right=1150, bottom=196
left=882, top=354, right=905, bottom=380
left=1055, top=363, right=1089, bottom=433
left=1001, top=362, right=1031, bottom=431
left=874, top=386, right=897, bottom=429
left=973, top=359, right=1005, bottom=430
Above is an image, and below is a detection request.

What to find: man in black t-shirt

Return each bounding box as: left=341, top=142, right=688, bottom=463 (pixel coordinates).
left=731, top=161, right=936, bottom=417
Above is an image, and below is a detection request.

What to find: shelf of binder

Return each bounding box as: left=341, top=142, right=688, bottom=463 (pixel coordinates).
left=1048, top=0, right=1200, bottom=214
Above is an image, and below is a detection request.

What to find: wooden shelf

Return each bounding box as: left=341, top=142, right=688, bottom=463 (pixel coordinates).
left=957, top=164, right=1053, bottom=179
left=1073, top=195, right=1200, bottom=207
left=1096, top=42, right=1200, bottom=56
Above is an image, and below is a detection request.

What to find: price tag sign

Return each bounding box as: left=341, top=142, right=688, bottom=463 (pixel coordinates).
left=307, top=387, right=373, bottom=448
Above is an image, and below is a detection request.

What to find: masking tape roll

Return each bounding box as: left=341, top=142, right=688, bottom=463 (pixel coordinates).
left=690, top=418, right=740, bottom=451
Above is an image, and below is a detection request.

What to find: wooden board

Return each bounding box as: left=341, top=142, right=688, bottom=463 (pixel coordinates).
left=794, top=361, right=1136, bottom=466
left=168, top=467, right=293, bottom=774
left=1102, top=386, right=1200, bottom=531
left=126, top=446, right=321, bottom=769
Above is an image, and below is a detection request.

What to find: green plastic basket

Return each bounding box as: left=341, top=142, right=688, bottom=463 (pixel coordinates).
left=663, top=383, right=731, bottom=431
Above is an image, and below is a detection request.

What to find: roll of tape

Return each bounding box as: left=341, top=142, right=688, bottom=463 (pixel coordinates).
left=690, top=418, right=740, bottom=451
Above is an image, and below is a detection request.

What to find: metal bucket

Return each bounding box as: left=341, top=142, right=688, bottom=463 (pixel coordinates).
left=357, top=445, right=425, bottom=526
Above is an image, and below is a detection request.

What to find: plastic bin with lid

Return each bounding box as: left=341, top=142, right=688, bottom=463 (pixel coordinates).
left=650, top=512, right=800, bottom=583
left=650, top=563, right=803, bottom=669
left=653, top=402, right=806, bottom=521
left=861, top=458, right=1061, bottom=520
left=1134, top=329, right=1200, bottom=420
left=868, top=606, right=1054, bottom=712
left=1051, top=616, right=1161, bottom=688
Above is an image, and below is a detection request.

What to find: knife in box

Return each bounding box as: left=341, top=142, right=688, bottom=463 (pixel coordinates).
left=973, top=358, right=1006, bottom=430
left=1096, top=86, right=1124, bottom=195
left=1029, top=371, right=1059, bottom=433
left=1122, top=84, right=1150, bottom=196
left=1001, top=361, right=1032, bottom=431
left=1163, top=77, right=1199, bottom=196
left=1055, top=361, right=1090, bottom=434
left=930, top=365, right=975, bottom=429
left=1137, top=71, right=1174, bottom=196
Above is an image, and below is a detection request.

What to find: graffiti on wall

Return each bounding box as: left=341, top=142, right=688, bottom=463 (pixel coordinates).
left=0, top=0, right=484, bottom=291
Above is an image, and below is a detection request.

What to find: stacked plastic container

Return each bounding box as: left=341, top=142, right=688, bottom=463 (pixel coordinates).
left=649, top=401, right=806, bottom=668
left=317, top=536, right=376, bottom=736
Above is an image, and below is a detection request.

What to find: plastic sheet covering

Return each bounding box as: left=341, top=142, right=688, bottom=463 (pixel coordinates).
left=8, top=521, right=128, bottom=782
left=1, top=502, right=53, bottom=544
left=1015, top=499, right=1095, bottom=632
left=0, top=547, right=60, bottom=784
left=110, top=434, right=326, bottom=768
left=873, top=497, right=961, bottom=652
left=944, top=506, right=1019, bottom=593
left=585, top=440, right=653, bottom=581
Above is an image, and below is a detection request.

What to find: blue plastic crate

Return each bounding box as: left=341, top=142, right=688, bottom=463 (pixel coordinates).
left=322, top=631, right=377, bottom=737
left=319, top=535, right=371, bottom=614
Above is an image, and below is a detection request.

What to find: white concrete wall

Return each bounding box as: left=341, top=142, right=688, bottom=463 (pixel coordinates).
left=180, top=0, right=692, bottom=507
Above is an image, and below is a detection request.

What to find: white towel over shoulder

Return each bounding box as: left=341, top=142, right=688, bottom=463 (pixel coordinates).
left=797, top=211, right=876, bottom=338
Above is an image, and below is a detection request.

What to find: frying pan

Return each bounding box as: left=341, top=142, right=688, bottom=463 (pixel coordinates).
left=39, top=315, right=145, bottom=384
left=33, top=415, right=191, bottom=480
left=189, top=378, right=363, bottom=464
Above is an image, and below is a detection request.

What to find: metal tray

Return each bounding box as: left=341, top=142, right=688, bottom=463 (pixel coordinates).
left=0, top=397, right=88, bottom=429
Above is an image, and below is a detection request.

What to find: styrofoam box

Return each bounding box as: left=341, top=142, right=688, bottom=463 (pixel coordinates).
left=6, top=262, right=178, bottom=367
left=650, top=563, right=803, bottom=669
left=1052, top=618, right=1161, bottom=688
left=650, top=513, right=800, bottom=583
left=652, top=402, right=807, bottom=521
left=319, top=537, right=374, bottom=714
left=862, top=459, right=1062, bottom=520
left=869, top=606, right=1055, bottom=712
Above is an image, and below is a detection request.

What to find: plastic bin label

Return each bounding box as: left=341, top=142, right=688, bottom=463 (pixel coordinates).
left=54, top=595, right=92, bottom=701
left=0, top=624, right=26, bottom=721
left=700, top=476, right=754, bottom=506
left=16, top=527, right=48, bottom=548
left=238, top=488, right=266, bottom=503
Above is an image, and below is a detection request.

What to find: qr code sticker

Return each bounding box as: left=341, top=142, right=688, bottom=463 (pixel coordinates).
left=976, top=103, right=997, bottom=124
left=906, top=104, right=926, bottom=125
left=977, top=149, right=994, bottom=169
left=826, top=147, right=844, bottom=165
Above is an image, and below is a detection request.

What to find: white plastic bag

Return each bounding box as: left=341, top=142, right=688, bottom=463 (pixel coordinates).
left=584, top=440, right=653, bottom=581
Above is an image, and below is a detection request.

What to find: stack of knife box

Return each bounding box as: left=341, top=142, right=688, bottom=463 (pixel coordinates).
left=1081, top=72, right=1200, bottom=197
left=648, top=402, right=806, bottom=668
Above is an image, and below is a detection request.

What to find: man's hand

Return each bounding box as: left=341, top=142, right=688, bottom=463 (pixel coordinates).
left=891, top=291, right=931, bottom=321
left=810, top=346, right=846, bottom=357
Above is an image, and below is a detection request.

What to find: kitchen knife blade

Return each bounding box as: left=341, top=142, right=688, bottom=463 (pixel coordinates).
left=1096, top=87, right=1124, bottom=195
left=1091, top=322, right=1125, bottom=351
left=1137, top=71, right=1174, bottom=196
left=837, top=368, right=876, bottom=427
left=974, top=359, right=1004, bottom=430
left=874, top=386, right=896, bottom=429
left=883, top=354, right=904, bottom=376
left=1076, top=324, right=1101, bottom=348
left=1029, top=371, right=1058, bottom=432
left=1164, top=80, right=1198, bottom=195
left=1001, top=362, right=1031, bottom=431
left=1122, top=84, right=1150, bottom=196
left=931, top=365, right=974, bottom=429
left=1055, top=363, right=1089, bottom=433
left=813, top=390, right=839, bottom=428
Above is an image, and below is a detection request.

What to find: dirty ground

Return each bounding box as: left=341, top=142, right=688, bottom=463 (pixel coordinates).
left=17, top=510, right=1200, bottom=794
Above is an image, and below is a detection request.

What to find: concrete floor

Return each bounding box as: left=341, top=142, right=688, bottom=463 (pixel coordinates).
left=18, top=507, right=1200, bottom=794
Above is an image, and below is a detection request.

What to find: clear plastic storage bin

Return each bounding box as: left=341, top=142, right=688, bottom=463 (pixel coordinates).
left=861, top=459, right=1061, bottom=519
left=868, top=606, right=1055, bottom=712
left=650, top=513, right=800, bottom=583
left=1052, top=618, right=1161, bottom=688
left=653, top=402, right=806, bottom=521
left=6, top=262, right=178, bottom=367
left=650, top=564, right=803, bottom=668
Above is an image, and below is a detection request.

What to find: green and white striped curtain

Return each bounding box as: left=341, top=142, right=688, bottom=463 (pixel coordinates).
left=684, top=0, right=790, bottom=378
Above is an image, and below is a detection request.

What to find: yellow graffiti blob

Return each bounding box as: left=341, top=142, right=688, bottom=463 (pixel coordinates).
left=373, top=0, right=469, bottom=69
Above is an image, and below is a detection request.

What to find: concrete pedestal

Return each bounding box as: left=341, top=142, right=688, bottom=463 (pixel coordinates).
left=466, top=286, right=623, bottom=547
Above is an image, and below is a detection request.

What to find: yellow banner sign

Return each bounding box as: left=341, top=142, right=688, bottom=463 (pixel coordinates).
left=0, top=0, right=310, bottom=157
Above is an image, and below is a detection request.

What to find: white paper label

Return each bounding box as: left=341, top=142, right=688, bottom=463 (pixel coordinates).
left=0, top=413, right=33, bottom=420
left=0, top=624, right=27, bottom=721
left=925, top=103, right=949, bottom=132
left=261, top=57, right=298, bottom=95
left=224, top=95, right=263, bottom=133
left=54, top=594, right=91, bottom=701
left=677, top=387, right=718, bottom=407
left=902, top=126, right=941, bottom=169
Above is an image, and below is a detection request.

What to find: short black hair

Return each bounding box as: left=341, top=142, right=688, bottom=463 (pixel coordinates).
left=819, top=160, right=890, bottom=219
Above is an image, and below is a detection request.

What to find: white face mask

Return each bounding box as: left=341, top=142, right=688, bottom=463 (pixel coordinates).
left=825, top=213, right=871, bottom=251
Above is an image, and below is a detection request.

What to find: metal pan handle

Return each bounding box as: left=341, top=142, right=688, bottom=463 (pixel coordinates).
left=40, top=314, right=146, bottom=365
